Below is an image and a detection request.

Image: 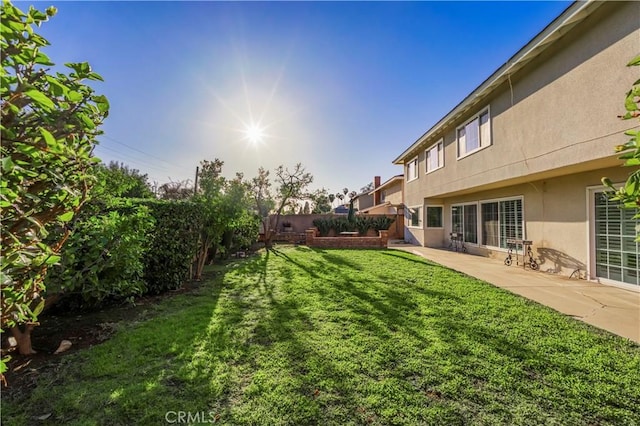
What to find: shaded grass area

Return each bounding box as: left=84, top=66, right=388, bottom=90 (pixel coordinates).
left=3, top=247, right=639, bottom=425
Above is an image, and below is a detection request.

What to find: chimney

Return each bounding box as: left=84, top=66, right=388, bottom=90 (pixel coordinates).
left=374, top=176, right=381, bottom=205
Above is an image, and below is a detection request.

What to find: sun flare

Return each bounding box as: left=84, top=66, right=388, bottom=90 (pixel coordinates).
left=243, top=123, right=265, bottom=145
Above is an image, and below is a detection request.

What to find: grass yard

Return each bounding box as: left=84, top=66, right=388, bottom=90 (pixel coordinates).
left=3, top=247, right=639, bottom=425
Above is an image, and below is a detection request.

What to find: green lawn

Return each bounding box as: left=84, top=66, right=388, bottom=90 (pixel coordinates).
left=3, top=247, right=639, bottom=425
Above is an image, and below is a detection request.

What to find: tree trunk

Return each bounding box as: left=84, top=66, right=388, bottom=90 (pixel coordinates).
left=11, top=324, right=37, bottom=355
left=263, top=216, right=275, bottom=249
left=196, top=246, right=208, bottom=280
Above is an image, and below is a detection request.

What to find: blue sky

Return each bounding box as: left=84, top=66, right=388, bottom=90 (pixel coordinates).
left=26, top=1, right=571, bottom=194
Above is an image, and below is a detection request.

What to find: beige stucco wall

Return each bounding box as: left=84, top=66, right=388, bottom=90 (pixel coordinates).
left=412, top=166, right=632, bottom=278
left=403, top=1, right=639, bottom=206
left=382, top=182, right=403, bottom=205
left=354, top=193, right=374, bottom=211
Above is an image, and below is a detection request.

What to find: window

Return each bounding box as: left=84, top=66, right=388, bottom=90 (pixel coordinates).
left=457, top=109, right=491, bottom=158
left=407, top=206, right=422, bottom=228
left=452, top=204, right=477, bottom=244
left=381, top=190, right=386, bottom=203
left=594, top=191, right=639, bottom=286
left=406, top=157, right=418, bottom=181
left=426, top=140, right=444, bottom=173
left=481, top=198, right=523, bottom=248
left=426, top=206, right=443, bottom=228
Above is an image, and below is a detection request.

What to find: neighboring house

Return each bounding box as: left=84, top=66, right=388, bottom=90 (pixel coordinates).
left=392, top=1, right=639, bottom=291
left=360, top=175, right=405, bottom=215
left=352, top=191, right=374, bottom=212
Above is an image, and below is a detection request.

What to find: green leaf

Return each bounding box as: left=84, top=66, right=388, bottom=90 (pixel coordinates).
left=601, top=177, right=614, bottom=189
left=627, top=55, right=640, bottom=66
left=34, top=51, right=54, bottom=66
left=624, top=158, right=640, bottom=166
left=44, top=254, right=61, bottom=266
left=24, top=89, right=55, bottom=110
left=31, top=299, right=45, bottom=317
left=1, top=156, right=15, bottom=173
left=78, top=113, right=96, bottom=129
left=93, top=95, right=109, bottom=113
left=39, top=127, right=56, bottom=147
left=57, top=211, right=74, bottom=222
left=67, top=90, right=83, bottom=102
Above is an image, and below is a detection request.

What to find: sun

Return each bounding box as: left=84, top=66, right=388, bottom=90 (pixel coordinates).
left=243, top=123, right=265, bottom=145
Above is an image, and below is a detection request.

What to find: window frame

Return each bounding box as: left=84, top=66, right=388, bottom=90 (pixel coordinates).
left=479, top=196, right=524, bottom=250
left=451, top=202, right=479, bottom=245
left=425, top=139, right=444, bottom=174
left=426, top=205, right=444, bottom=229
left=406, top=156, right=419, bottom=183
left=407, top=205, right=423, bottom=229
left=456, top=106, right=491, bottom=160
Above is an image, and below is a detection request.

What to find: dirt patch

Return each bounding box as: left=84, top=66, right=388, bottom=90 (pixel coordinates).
left=1, top=281, right=203, bottom=401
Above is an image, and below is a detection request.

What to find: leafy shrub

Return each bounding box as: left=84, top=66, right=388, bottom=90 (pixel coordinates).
left=140, top=200, right=203, bottom=293
left=230, top=212, right=261, bottom=251
left=45, top=201, right=153, bottom=308
left=355, top=216, right=375, bottom=235
left=0, top=1, right=109, bottom=357
left=313, top=218, right=332, bottom=236
left=331, top=217, right=352, bottom=234
left=372, top=216, right=395, bottom=231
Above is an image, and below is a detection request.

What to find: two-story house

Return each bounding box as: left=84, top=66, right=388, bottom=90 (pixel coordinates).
left=393, top=1, right=639, bottom=291
left=359, top=175, right=404, bottom=215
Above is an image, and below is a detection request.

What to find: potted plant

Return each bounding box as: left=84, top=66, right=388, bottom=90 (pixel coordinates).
left=282, top=221, right=293, bottom=232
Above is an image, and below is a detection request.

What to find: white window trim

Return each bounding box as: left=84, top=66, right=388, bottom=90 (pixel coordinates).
left=586, top=185, right=639, bottom=292
left=425, top=139, right=444, bottom=174
left=406, top=156, right=419, bottom=183
left=425, top=204, right=444, bottom=229
left=450, top=202, right=479, bottom=246
left=478, top=195, right=525, bottom=251
left=407, top=204, right=423, bottom=229
left=456, top=106, right=492, bottom=160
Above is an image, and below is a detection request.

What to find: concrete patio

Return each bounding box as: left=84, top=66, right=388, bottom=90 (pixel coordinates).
left=389, top=242, right=640, bottom=343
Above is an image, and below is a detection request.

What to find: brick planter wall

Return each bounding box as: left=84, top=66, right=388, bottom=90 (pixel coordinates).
left=305, top=228, right=389, bottom=249
left=272, top=232, right=306, bottom=243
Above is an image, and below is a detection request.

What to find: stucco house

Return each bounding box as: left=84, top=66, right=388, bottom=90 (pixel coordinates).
left=392, top=1, right=639, bottom=291
left=352, top=191, right=374, bottom=212
left=359, top=175, right=405, bottom=216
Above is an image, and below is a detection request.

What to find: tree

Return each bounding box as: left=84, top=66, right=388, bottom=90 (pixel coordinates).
left=92, top=161, right=154, bottom=199
left=309, top=188, right=332, bottom=214
left=265, top=163, right=313, bottom=248
left=602, top=55, right=640, bottom=239
left=249, top=167, right=275, bottom=244
left=1, top=1, right=109, bottom=360
left=192, top=160, right=251, bottom=278
left=360, top=181, right=374, bottom=193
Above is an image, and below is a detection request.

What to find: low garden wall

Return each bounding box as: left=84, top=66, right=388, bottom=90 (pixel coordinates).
left=305, top=228, right=389, bottom=249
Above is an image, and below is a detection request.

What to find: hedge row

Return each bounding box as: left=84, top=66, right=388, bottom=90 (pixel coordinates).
left=45, top=199, right=204, bottom=308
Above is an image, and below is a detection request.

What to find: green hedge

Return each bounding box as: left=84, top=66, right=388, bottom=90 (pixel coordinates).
left=45, top=200, right=154, bottom=308
left=139, top=200, right=203, bottom=293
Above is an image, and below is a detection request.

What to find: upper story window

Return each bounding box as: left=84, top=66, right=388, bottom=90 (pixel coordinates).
left=381, top=190, right=386, bottom=203
left=406, top=156, right=418, bottom=182
left=457, top=108, right=491, bottom=159
left=426, top=140, right=444, bottom=173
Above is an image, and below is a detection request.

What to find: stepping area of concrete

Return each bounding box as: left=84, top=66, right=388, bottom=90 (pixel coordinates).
left=389, top=242, right=640, bottom=343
